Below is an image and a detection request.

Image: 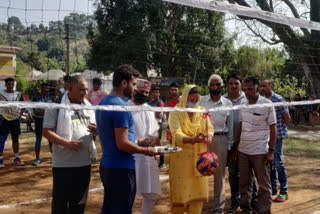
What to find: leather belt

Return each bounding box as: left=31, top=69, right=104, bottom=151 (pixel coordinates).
left=214, top=132, right=227, bottom=136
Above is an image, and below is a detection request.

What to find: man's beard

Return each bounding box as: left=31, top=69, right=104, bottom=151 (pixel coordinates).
left=124, top=85, right=132, bottom=98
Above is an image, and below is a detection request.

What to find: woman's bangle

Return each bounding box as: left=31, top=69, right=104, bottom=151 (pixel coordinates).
left=143, top=147, right=148, bottom=155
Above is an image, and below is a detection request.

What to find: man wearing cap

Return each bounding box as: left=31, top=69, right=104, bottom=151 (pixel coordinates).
left=128, top=78, right=161, bottom=214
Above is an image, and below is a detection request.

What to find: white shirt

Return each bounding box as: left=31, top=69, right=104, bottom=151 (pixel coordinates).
left=127, top=100, right=161, bottom=194
left=0, top=90, right=21, bottom=101
left=0, top=90, right=22, bottom=120
left=239, top=95, right=276, bottom=155
left=59, top=88, right=67, bottom=94
left=200, top=95, right=233, bottom=149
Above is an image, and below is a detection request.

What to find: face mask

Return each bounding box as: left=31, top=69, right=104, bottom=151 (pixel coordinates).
left=186, top=101, right=199, bottom=108
left=209, top=89, right=221, bottom=96
left=134, top=91, right=148, bottom=104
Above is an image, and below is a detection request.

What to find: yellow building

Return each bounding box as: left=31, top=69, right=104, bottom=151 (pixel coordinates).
left=0, top=45, right=22, bottom=80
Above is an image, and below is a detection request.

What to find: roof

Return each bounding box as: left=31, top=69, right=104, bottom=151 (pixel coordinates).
left=0, top=46, right=22, bottom=52
left=150, top=78, right=184, bottom=86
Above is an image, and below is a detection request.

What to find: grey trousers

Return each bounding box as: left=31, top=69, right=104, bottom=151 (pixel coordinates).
left=238, top=152, right=272, bottom=214
left=209, top=135, right=228, bottom=214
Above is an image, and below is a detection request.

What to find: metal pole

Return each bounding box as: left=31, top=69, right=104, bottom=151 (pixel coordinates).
left=65, top=24, right=70, bottom=75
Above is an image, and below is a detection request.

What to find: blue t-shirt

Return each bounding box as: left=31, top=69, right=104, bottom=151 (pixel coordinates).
left=96, top=95, right=136, bottom=169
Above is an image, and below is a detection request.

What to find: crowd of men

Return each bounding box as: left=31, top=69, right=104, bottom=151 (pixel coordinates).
left=0, top=64, right=293, bottom=214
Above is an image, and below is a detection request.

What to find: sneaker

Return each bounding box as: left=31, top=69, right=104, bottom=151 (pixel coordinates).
left=158, top=163, right=166, bottom=169
left=274, top=193, right=288, bottom=202
left=32, top=159, right=41, bottom=166
left=227, top=203, right=239, bottom=213
left=13, top=157, right=24, bottom=166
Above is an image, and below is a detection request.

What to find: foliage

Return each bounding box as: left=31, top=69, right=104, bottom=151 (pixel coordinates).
left=16, top=59, right=33, bottom=75
left=227, top=0, right=320, bottom=97
left=228, top=46, right=286, bottom=80
left=88, top=0, right=235, bottom=85
left=272, top=78, right=306, bottom=99
left=25, top=79, right=47, bottom=100
left=0, top=14, right=92, bottom=73
left=16, top=77, right=27, bottom=93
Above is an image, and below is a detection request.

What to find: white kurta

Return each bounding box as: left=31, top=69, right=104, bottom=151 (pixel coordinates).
left=127, top=100, right=161, bottom=194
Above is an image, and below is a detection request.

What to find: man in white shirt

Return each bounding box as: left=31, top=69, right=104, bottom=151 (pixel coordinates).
left=233, top=77, right=276, bottom=214
left=127, top=78, right=161, bottom=214
left=223, top=74, right=257, bottom=213
left=0, top=77, right=25, bottom=167
left=43, top=75, right=98, bottom=214
left=200, top=74, right=233, bottom=214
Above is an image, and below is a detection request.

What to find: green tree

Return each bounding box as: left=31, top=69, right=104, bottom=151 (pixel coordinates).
left=88, top=0, right=234, bottom=84
left=36, top=37, right=49, bottom=51
left=25, top=51, right=43, bottom=71
left=228, top=0, right=320, bottom=97
left=25, top=79, right=47, bottom=100
left=16, top=77, right=27, bottom=93
left=230, top=46, right=286, bottom=81
left=16, top=59, right=33, bottom=74
left=7, top=16, right=24, bottom=33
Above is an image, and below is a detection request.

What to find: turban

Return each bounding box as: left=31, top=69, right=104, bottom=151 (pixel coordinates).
left=136, top=78, right=152, bottom=90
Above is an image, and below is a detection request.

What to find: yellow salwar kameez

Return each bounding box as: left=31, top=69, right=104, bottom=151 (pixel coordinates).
left=168, top=85, right=214, bottom=214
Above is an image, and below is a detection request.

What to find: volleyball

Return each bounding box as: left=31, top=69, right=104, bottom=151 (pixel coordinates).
left=196, top=151, right=218, bottom=176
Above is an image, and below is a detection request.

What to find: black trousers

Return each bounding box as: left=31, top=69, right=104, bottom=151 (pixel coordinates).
left=100, top=166, right=136, bottom=214
left=52, top=165, right=91, bottom=214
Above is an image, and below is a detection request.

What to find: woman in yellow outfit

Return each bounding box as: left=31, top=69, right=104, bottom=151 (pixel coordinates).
left=168, top=85, right=214, bottom=214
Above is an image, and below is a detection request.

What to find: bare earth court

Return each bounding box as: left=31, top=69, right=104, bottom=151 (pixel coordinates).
left=0, top=126, right=319, bottom=214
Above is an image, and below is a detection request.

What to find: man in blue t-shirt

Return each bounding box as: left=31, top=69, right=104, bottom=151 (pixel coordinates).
left=96, top=64, right=157, bottom=214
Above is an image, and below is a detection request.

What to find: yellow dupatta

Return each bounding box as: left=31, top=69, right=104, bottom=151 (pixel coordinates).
left=168, top=85, right=214, bottom=176
left=168, top=85, right=214, bottom=206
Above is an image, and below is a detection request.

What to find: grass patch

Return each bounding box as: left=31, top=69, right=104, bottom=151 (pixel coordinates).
left=283, top=138, right=320, bottom=159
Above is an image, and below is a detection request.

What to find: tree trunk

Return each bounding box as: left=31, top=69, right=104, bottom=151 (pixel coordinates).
left=229, top=0, right=320, bottom=97
left=307, top=0, right=320, bottom=97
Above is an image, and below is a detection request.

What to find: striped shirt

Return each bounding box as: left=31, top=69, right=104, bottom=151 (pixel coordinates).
left=269, top=92, right=289, bottom=139
left=239, top=95, right=276, bottom=155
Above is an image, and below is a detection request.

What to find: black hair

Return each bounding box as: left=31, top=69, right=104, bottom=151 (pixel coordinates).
left=93, top=78, right=102, bottom=86
left=41, top=82, right=49, bottom=87
left=151, top=87, right=160, bottom=92
left=5, top=77, right=14, bottom=84
left=244, top=76, right=259, bottom=87
left=63, top=75, right=72, bottom=82
left=112, top=64, right=140, bottom=88
left=69, top=75, right=86, bottom=86
left=188, top=87, right=200, bottom=95
left=170, top=82, right=179, bottom=88
left=227, top=74, right=242, bottom=83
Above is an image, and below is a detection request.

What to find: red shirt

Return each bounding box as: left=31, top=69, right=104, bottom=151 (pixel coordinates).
left=166, top=98, right=179, bottom=107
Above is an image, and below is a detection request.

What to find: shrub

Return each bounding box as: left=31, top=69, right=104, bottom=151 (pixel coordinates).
left=16, top=76, right=27, bottom=92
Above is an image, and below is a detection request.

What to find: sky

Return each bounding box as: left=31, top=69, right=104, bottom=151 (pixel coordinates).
left=0, top=0, right=95, bottom=25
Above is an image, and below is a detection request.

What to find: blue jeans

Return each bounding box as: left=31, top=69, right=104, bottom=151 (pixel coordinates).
left=270, top=138, right=288, bottom=194
left=228, top=158, right=258, bottom=206
left=35, top=118, right=44, bottom=149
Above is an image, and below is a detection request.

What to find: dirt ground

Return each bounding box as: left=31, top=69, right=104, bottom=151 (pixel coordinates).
left=0, top=132, right=319, bottom=214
